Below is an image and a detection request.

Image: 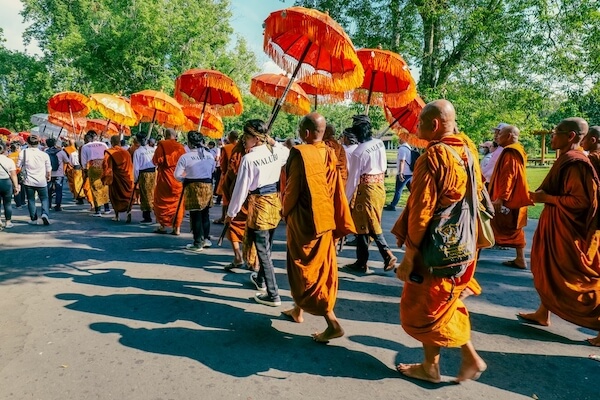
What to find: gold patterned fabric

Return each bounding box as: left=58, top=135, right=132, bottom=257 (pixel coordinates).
left=184, top=182, right=213, bottom=211
left=247, top=193, right=281, bottom=230
left=138, top=171, right=156, bottom=211
left=351, top=182, right=385, bottom=235
left=88, top=165, right=109, bottom=207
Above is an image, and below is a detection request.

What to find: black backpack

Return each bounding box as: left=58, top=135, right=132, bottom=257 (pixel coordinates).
left=408, top=148, right=421, bottom=171
left=47, top=148, right=61, bottom=172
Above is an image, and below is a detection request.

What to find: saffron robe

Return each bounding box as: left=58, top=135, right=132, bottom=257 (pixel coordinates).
left=324, top=138, right=348, bottom=185
left=531, top=150, right=600, bottom=330
left=392, top=134, right=484, bottom=347
left=488, top=143, right=532, bottom=248
left=102, top=146, right=134, bottom=213
left=216, top=142, right=236, bottom=204
left=152, top=139, right=186, bottom=227
left=587, top=149, right=600, bottom=178
left=283, top=142, right=355, bottom=315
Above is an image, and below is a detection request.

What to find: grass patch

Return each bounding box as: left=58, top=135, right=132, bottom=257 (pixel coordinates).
left=385, top=165, right=551, bottom=219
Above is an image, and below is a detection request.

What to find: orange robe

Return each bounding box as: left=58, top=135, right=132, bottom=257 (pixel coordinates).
left=588, top=150, right=600, bottom=177
left=391, top=134, right=483, bottom=347
left=152, top=139, right=186, bottom=228
left=102, top=146, right=134, bottom=213
left=531, top=150, right=600, bottom=330
left=63, top=145, right=77, bottom=196
left=216, top=142, right=236, bottom=204
left=283, top=142, right=355, bottom=315
left=488, top=143, right=532, bottom=248
left=324, top=138, right=348, bottom=186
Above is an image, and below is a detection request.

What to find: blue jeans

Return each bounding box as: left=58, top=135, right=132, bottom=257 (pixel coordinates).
left=25, top=185, right=49, bottom=220
left=48, top=176, right=64, bottom=207
left=388, top=174, right=412, bottom=208
left=0, top=178, right=13, bottom=221
left=247, top=227, right=280, bottom=299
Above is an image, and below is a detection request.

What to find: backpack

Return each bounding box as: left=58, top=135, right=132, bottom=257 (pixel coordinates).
left=408, top=147, right=421, bottom=171
left=47, top=148, right=60, bottom=172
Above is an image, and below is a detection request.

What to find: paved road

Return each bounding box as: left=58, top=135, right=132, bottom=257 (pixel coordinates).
left=1, top=195, right=598, bottom=400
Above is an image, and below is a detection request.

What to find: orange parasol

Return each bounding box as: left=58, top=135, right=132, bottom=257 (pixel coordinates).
left=86, top=119, right=121, bottom=137
left=263, top=6, right=364, bottom=128
left=355, top=48, right=417, bottom=114
left=48, top=114, right=86, bottom=136
left=48, top=91, right=91, bottom=137
left=130, top=90, right=186, bottom=134
left=250, top=74, right=310, bottom=116
left=88, top=94, right=139, bottom=127
left=181, top=105, right=224, bottom=139
left=297, top=79, right=347, bottom=110
left=382, top=96, right=428, bottom=148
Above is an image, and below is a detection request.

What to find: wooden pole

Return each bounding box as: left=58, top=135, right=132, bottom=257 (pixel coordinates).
left=541, top=133, right=546, bottom=164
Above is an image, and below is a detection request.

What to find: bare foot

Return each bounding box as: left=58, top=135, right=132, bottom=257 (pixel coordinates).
left=396, top=363, right=441, bottom=383
left=311, top=326, right=344, bottom=343
left=586, top=335, right=600, bottom=347
left=282, top=307, right=304, bottom=323
left=517, top=312, right=550, bottom=327
left=502, top=260, right=527, bottom=269
left=455, top=358, right=487, bottom=383
left=459, top=287, right=475, bottom=300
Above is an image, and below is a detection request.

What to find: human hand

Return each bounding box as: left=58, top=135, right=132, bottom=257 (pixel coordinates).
left=224, top=215, right=232, bottom=225
left=395, top=256, right=414, bottom=282
left=398, top=174, right=405, bottom=182
left=529, top=190, right=547, bottom=204
left=492, top=198, right=503, bottom=214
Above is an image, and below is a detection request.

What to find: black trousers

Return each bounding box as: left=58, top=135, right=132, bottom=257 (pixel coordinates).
left=247, top=227, right=279, bottom=299
left=190, top=208, right=210, bottom=246
left=356, top=233, right=392, bottom=265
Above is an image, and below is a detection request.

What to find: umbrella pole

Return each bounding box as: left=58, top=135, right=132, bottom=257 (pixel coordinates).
left=197, top=90, right=210, bottom=131
left=376, top=113, right=403, bottom=139
left=68, top=102, right=77, bottom=136
left=365, top=70, right=377, bottom=116
left=267, top=41, right=312, bottom=131
left=147, top=109, right=157, bottom=139
left=314, top=95, right=318, bottom=111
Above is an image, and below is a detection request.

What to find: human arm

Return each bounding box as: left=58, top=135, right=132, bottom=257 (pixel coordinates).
left=173, top=156, right=186, bottom=182
left=530, top=164, right=592, bottom=211
left=226, top=158, right=252, bottom=219
left=345, top=153, right=360, bottom=202
left=44, top=154, right=51, bottom=182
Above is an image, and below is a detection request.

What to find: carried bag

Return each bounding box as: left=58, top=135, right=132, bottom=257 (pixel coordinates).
left=17, top=149, right=27, bottom=184
left=477, top=186, right=495, bottom=249
left=421, top=143, right=478, bottom=278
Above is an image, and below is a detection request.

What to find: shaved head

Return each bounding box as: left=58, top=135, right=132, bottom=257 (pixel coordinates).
left=299, top=112, right=326, bottom=143
left=165, top=128, right=178, bottom=140
left=581, top=125, right=600, bottom=152
left=496, top=125, right=520, bottom=147
left=110, top=135, right=120, bottom=146
left=559, top=117, right=589, bottom=138
left=418, top=99, right=457, bottom=141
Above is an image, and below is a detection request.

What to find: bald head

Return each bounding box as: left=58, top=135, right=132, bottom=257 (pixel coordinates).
left=418, top=99, right=457, bottom=140
left=581, top=125, right=600, bottom=152
left=299, top=112, right=326, bottom=143
left=110, top=135, right=120, bottom=147
left=165, top=128, right=178, bottom=140
left=496, top=125, right=520, bottom=147
left=559, top=117, right=589, bottom=138
left=324, top=123, right=335, bottom=140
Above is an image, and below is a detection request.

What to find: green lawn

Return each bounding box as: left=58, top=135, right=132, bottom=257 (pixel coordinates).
left=385, top=165, right=551, bottom=219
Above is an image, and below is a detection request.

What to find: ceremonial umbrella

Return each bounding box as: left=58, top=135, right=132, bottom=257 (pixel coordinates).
left=181, top=105, right=224, bottom=139
left=86, top=119, right=121, bottom=137
left=130, top=90, right=186, bottom=135
left=297, top=79, right=346, bottom=110
left=250, top=74, right=310, bottom=116
left=263, top=6, right=364, bottom=128
left=30, top=113, right=50, bottom=126
left=47, top=91, right=91, bottom=134
left=48, top=114, right=86, bottom=136
left=355, top=48, right=417, bottom=114
left=0, top=128, right=12, bottom=136
left=381, top=96, right=428, bottom=148
left=88, top=93, right=138, bottom=126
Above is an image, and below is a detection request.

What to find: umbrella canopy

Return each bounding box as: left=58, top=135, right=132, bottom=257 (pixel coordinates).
left=48, top=114, right=86, bottom=135
left=0, top=127, right=12, bottom=136
left=181, top=105, right=224, bottom=139
left=30, top=113, right=50, bottom=126
left=31, top=123, right=65, bottom=139
left=86, top=119, right=121, bottom=137
left=88, top=94, right=139, bottom=126
left=355, top=48, right=417, bottom=112
left=263, top=6, right=364, bottom=128
left=174, top=69, right=243, bottom=117
left=384, top=96, right=426, bottom=135
left=250, top=74, right=311, bottom=116
left=297, top=79, right=347, bottom=110
left=47, top=91, right=91, bottom=116
left=130, top=90, right=186, bottom=127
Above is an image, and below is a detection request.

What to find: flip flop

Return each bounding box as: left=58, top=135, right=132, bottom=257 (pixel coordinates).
left=153, top=229, right=168, bottom=234
left=502, top=260, right=526, bottom=269
left=224, top=262, right=244, bottom=271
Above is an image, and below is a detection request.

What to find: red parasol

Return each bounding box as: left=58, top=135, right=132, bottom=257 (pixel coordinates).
left=0, top=128, right=12, bottom=136
left=181, top=105, right=224, bottom=139
left=263, top=6, right=364, bottom=128
left=381, top=96, right=427, bottom=148
left=250, top=74, right=311, bottom=116
left=175, top=69, right=243, bottom=117
left=355, top=48, right=417, bottom=114
left=130, top=90, right=186, bottom=134
left=48, top=91, right=91, bottom=135
left=86, top=119, right=121, bottom=137
left=48, top=114, right=86, bottom=136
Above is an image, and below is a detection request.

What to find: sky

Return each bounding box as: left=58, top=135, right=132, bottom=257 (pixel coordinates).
left=0, top=0, right=294, bottom=72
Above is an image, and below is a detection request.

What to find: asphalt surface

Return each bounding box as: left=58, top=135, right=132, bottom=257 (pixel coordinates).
left=1, top=193, right=598, bottom=400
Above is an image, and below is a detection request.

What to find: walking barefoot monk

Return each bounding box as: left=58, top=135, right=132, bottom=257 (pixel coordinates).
left=102, top=135, right=134, bottom=222
left=282, top=113, right=355, bottom=342
left=519, top=117, right=600, bottom=346
left=152, top=128, right=186, bottom=235
left=488, top=125, right=533, bottom=269
left=392, top=100, right=487, bottom=383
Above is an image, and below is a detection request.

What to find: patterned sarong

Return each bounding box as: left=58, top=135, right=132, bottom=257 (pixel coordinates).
left=88, top=162, right=109, bottom=207
left=138, top=171, right=156, bottom=212
left=184, top=182, right=213, bottom=211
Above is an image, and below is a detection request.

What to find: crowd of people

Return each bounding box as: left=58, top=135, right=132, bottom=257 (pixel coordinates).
left=0, top=100, right=599, bottom=385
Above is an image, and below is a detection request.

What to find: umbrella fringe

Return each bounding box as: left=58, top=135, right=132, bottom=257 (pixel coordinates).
left=383, top=85, right=418, bottom=108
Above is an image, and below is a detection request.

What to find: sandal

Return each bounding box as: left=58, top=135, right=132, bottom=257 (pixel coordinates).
left=224, top=262, right=245, bottom=271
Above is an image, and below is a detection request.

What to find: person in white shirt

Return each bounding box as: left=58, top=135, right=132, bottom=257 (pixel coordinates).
left=17, top=135, right=52, bottom=225
left=80, top=131, right=110, bottom=216
left=482, top=141, right=503, bottom=184
left=174, top=131, right=216, bottom=251
left=344, top=115, right=397, bottom=273
left=45, top=137, right=71, bottom=211
left=133, top=133, right=157, bottom=223
left=0, top=142, right=20, bottom=229
left=342, top=127, right=359, bottom=171
left=225, top=119, right=290, bottom=307
left=385, top=137, right=414, bottom=211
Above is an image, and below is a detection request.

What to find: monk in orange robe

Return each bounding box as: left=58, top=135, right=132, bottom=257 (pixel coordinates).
left=392, top=100, right=487, bottom=383
left=220, top=140, right=257, bottom=270
left=324, top=123, right=348, bottom=185
left=152, top=129, right=186, bottom=234
left=127, top=136, right=141, bottom=205
left=62, top=139, right=77, bottom=199
left=102, top=135, right=134, bottom=221
left=282, top=113, right=356, bottom=342
left=582, top=126, right=600, bottom=176
left=214, top=130, right=239, bottom=224
left=488, top=125, right=533, bottom=269
left=519, top=117, right=600, bottom=346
